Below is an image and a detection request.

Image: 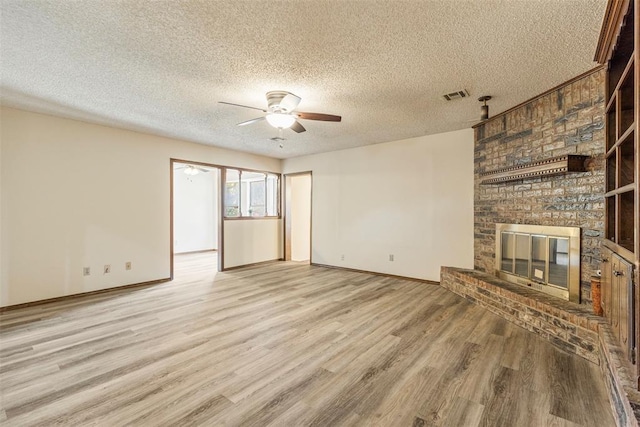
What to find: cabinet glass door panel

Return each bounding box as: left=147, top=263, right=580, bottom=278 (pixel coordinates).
left=619, top=63, right=635, bottom=133
left=619, top=190, right=635, bottom=251
left=619, top=134, right=635, bottom=187
left=607, top=155, right=617, bottom=192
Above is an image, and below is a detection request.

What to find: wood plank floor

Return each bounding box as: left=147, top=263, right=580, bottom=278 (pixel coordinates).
left=0, top=252, right=614, bottom=426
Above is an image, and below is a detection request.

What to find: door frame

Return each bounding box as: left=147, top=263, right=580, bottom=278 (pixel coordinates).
left=283, top=171, right=313, bottom=262
left=170, top=158, right=224, bottom=278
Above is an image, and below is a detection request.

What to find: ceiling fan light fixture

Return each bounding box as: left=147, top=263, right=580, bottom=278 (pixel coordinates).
left=184, top=165, right=199, bottom=176
left=265, top=113, right=296, bottom=129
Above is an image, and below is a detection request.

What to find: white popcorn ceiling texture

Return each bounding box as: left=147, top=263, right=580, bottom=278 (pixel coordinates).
left=1, top=0, right=606, bottom=159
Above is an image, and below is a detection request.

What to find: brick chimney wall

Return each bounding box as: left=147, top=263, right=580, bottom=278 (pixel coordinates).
left=474, top=68, right=605, bottom=304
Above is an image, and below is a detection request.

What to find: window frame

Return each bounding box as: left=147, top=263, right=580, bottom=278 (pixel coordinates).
left=222, top=167, right=281, bottom=220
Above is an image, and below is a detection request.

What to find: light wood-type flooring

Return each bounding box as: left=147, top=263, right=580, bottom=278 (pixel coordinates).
left=0, top=252, right=614, bottom=426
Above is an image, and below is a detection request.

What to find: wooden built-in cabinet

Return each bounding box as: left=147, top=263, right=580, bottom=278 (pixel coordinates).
left=596, top=0, right=639, bottom=386
left=602, top=247, right=635, bottom=361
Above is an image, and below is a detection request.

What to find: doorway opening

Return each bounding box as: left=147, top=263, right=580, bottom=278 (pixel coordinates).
left=171, top=160, right=222, bottom=278
left=284, top=172, right=312, bottom=263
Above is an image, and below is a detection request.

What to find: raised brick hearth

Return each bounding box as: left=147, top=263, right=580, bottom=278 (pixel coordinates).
left=441, top=266, right=640, bottom=426
left=441, top=267, right=601, bottom=361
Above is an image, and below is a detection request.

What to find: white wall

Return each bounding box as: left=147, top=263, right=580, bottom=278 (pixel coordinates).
left=173, top=166, right=218, bottom=253
left=224, top=219, right=282, bottom=268
left=0, top=107, right=281, bottom=307
left=290, top=174, right=311, bottom=261
left=283, top=128, right=474, bottom=281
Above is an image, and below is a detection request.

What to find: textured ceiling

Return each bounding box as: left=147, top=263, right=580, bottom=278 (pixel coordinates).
left=1, top=0, right=607, bottom=159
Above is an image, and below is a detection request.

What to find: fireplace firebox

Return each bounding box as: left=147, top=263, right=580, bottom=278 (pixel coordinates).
left=495, top=223, right=581, bottom=303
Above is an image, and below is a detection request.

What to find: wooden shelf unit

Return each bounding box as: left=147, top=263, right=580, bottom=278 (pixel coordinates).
left=596, top=0, right=639, bottom=386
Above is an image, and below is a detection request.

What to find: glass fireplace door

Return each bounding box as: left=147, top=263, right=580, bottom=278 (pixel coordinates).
left=496, top=224, right=580, bottom=302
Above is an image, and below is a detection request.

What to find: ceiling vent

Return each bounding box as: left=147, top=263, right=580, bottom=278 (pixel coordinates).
left=442, top=89, right=470, bottom=101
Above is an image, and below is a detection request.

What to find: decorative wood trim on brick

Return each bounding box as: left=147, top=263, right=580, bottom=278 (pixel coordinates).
left=479, top=155, right=589, bottom=184
left=440, top=266, right=640, bottom=427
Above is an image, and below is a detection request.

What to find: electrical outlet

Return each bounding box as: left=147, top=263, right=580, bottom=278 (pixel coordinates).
left=104, top=264, right=111, bottom=274
left=389, top=254, right=394, bottom=261
left=126, top=262, right=132, bottom=270
left=83, top=267, right=90, bottom=276
left=341, top=254, right=345, bottom=261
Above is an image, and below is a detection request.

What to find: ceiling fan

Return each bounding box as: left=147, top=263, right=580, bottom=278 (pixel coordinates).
left=219, top=91, right=341, bottom=133
left=175, top=164, right=210, bottom=176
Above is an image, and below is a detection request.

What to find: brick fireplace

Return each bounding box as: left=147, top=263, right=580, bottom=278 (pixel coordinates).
left=474, top=68, right=605, bottom=304
left=440, top=68, right=640, bottom=426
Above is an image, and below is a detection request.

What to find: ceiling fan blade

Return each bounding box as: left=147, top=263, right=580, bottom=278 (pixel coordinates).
left=279, top=93, right=301, bottom=112
left=290, top=120, right=306, bottom=133
left=237, top=116, right=266, bottom=126
left=219, top=101, right=267, bottom=112
left=296, top=112, right=341, bottom=122
left=196, top=167, right=210, bottom=173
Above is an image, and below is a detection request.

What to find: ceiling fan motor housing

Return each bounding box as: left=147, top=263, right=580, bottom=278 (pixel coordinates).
left=266, top=91, right=295, bottom=112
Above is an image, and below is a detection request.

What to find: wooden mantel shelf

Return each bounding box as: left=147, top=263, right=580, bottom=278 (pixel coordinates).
left=480, top=155, right=589, bottom=184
